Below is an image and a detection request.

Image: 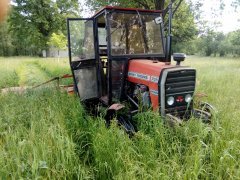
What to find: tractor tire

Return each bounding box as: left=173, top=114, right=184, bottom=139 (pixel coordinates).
left=199, top=102, right=217, bottom=114
left=192, top=109, right=211, bottom=123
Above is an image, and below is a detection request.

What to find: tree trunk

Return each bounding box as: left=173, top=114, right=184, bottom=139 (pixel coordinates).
left=46, top=48, right=50, bottom=57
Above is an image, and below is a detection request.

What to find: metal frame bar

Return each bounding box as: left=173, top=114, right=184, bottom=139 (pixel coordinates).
left=106, top=10, right=113, bottom=105
left=94, top=9, right=109, bottom=101
left=165, top=3, right=173, bottom=61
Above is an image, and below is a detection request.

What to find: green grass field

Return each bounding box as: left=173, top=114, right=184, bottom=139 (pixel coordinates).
left=0, top=56, right=240, bottom=179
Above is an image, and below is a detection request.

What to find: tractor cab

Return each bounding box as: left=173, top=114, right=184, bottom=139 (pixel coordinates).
left=67, top=5, right=213, bottom=126
left=67, top=6, right=166, bottom=104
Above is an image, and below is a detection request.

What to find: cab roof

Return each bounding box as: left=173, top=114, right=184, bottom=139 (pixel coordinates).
left=92, top=6, right=162, bottom=18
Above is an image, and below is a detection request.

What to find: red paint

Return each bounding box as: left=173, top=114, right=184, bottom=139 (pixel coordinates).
left=127, top=59, right=173, bottom=110
left=176, top=96, right=184, bottom=103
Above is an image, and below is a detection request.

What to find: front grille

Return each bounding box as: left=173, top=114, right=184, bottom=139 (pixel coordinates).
left=165, top=69, right=196, bottom=116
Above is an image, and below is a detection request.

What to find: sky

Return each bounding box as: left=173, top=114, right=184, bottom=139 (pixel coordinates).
left=200, top=0, right=240, bottom=33
left=79, top=0, right=240, bottom=33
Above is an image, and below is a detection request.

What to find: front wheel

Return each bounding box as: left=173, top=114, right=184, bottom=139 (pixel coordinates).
left=192, top=109, right=211, bottom=123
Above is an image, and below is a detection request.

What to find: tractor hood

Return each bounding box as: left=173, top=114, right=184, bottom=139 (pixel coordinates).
left=127, top=59, right=196, bottom=112
left=127, top=59, right=173, bottom=85
left=127, top=59, right=174, bottom=110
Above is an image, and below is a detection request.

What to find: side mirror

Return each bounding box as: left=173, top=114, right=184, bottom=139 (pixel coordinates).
left=173, top=53, right=186, bottom=66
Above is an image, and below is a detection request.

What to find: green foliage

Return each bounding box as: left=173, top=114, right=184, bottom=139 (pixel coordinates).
left=199, top=30, right=225, bottom=56
left=8, top=0, right=79, bottom=56
left=228, top=30, right=240, bottom=56
left=0, top=21, right=14, bottom=56
left=171, top=0, right=198, bottom=53
left=172, top=0, right=197, bottom=43
left=47, top=32, right=67, bottom=60
left=195, top=29, right=240, bottom=57
left=173, top=39, right=197, bottom=55
left=87, top=0, right=145, bottom=10
left=47, top=32, right=67, bottom=51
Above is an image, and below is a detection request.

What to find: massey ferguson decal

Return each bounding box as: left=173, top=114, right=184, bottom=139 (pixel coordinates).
left=150, top=76, right=159, bottom=83
left=150, top=89, right=158, bottom=96
left=128, top=72, right=160, bottom=83
left=128, top=72, right=150, bottom=81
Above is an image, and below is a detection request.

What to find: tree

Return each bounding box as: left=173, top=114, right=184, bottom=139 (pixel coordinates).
left=47, top=32, right=67, bottom=61
left=232, top=0, right=240, bottom=8
left=228, top=30, right=240, bottom=56
left=9, top=0, right=79, bottom=56
left=87, top=0, right=168, bottom=11
left=172, top=0, right=197, bottom=44
left=0, top=20, right=13, bottom=56
left=200, top=30, right=217, bottom=56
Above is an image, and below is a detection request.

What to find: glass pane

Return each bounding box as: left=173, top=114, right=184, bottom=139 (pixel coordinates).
left=110, top=12, right=164, bottom=55
left=98, top=28, right=107, bottom=46
left=74, top=67, right=98, bottom=100
left=69, top=20, right=95, bottom=61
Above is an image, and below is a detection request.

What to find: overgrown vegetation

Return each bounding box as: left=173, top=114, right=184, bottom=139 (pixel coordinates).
left=189, top=30, right=240, bottom=57
left=0, top=56, right=240, bottom=179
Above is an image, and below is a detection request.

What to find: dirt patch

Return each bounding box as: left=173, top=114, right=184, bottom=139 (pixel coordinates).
left=1, top=86, right=31, bottom=94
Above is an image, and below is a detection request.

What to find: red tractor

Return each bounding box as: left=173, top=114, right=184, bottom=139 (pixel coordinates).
left=67, top=4, right=213, bottom=132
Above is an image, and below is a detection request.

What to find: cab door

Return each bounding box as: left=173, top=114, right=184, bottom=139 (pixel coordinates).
left=67, top=18, right=98, bottom=100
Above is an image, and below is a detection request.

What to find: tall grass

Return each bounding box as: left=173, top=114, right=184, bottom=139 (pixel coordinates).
left=15, top=62, right=50, bottom=86
left=0, top=57, right=20, bottom=88
left=0, top=56, right=240, bottom=179
left=0, top=57, right=72, bottom=87
left=0, top=90, right=92, bottom=178
left=35, top=58, right=71, bottom=77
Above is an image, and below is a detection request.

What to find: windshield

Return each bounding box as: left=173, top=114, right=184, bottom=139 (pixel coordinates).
left=109, top=12, right=164, bottom=55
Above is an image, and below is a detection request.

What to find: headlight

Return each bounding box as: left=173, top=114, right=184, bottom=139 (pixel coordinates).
left=185, top=94, right=192, bottom=103
left=167, top=96, right=174, bottom=106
